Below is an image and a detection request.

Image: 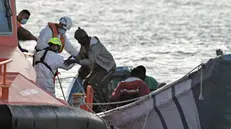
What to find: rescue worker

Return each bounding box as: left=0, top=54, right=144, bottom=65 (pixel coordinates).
left=17, top=9, right=37, bottom=52
left=109, top=68, right=150, bottom=105
left=34, top=37, right=74, bottom=96
left=64, top=27, right=116, bottom=104
left=34, top=16, right=78, bottom=59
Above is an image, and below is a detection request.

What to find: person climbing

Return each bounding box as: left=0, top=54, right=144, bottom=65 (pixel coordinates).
left=64, top=27, right=116, bottom=112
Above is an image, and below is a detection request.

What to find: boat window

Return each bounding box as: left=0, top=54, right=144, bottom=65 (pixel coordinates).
left=0, top=0, right=12, bottom=35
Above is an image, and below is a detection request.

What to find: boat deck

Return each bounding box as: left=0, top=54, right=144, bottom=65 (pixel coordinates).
left=0, top=72, right=67, bottom=106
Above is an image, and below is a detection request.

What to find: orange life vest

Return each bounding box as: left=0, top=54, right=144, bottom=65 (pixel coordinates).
left=111, top=79, right=151, bottom=101
left=48, top=22, right=65, bottom=53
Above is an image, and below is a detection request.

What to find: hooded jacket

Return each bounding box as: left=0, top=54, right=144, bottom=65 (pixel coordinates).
left=76, top=36, right=116, bottom=72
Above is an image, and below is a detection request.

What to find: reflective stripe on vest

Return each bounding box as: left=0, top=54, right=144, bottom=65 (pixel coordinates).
left=120, top=89, right=139, bottom=94
left=48, top=22, right=65, bottom=53
left=119, top=80, right=142, bottom=96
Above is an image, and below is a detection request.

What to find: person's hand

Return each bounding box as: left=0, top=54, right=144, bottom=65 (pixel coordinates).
left=64, top=59, right=79, bottom=66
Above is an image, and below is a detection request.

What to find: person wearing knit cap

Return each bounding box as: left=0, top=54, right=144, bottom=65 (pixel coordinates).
left=64, top=27, right=116, bottom=111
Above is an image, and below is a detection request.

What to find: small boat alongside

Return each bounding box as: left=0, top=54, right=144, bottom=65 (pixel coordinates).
left=2, top=1, right=230, bottom=129
left=68, top=54, right=231, bottom=129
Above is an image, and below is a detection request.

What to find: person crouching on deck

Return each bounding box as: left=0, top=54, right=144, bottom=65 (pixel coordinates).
left=34, top=38, right=74, bottom=96
left=109, top=68, right=150, bottom=106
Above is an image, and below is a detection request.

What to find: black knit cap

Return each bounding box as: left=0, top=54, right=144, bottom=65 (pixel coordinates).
left=74, top=27, right=88, bottom=39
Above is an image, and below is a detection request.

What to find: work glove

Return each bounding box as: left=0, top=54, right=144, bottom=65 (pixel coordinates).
left=64, top=59, right=80, bottom=66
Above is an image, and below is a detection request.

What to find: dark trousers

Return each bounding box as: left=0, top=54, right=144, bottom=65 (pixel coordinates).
left=78, top=64, right=115, bottom=112
left=84, top=65, right=109, bottom=101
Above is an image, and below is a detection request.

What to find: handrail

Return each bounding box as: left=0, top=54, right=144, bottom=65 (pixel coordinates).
left=0, top=58, right=12, bottom=85
left=0, top=58, right=13, bottom=101
left=0, top=58, right=12, bottom=65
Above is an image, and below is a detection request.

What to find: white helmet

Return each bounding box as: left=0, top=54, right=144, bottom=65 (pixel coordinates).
left=59, top=16, right=72, bottom=30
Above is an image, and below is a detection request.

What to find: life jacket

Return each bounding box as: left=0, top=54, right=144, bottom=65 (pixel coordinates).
left=112, top=79, right=150, bottom=101
left=110, top=79, right=150, bottom=108
left=48, top=22, right=65, bottom=53
left=119, top=81, right=141, bottom=97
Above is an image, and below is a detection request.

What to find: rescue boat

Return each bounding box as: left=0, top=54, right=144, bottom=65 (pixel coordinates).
left=0, top=0, right=108, bottom=128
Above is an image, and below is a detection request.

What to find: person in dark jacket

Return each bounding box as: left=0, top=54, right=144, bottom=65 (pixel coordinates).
left=64, top=27, right=116, bottom=102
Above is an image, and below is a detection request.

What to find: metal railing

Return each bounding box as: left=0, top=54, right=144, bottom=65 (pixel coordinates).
left=0, top=58, right=12, bottom=100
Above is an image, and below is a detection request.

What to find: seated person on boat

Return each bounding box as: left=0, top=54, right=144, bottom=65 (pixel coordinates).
left=135, top=65, right=166, bottom=90
left=109, top=68, right=150, bottom=106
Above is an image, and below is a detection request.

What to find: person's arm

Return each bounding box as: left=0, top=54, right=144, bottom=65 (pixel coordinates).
left=139, top=81, right=151, bottom=96
left=18, top=26, right=37, bottom=41
left=64, top=35, right=79, bottom=56
left=63, top=55, right=82, bottom=67
left=36, top=26, right=52, bottom=50
left=79, top=59, right=93, bottom=66
left=58, top=58, right=75, bottom=70
left=145, top=76, right=158, bottom=91
left=110, top=82, right=123, bottom=101
left=78, top=44, right=100, bottom=66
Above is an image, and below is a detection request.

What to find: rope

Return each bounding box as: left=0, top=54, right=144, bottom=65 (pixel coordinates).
left=142, top=95, right=152, bottom=129
left=56, top=74, right=67, bottom=101
left=75, top=77, right=86, bottom=95
left=85, top=95, right=145, bottom=106
left=70, top=98, right=110, bottom=128
left=93, top=94, right=109, bottom=111
left=186, top=63, right=204, bottom=76
left=84, top=100, right=111, bottom=128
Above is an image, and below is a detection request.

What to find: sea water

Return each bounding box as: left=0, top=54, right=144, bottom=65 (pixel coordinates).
left=17, top=0, right=231, bottom=98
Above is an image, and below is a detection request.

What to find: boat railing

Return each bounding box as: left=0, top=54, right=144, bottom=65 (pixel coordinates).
left=0, top=58, right=13, bottom=101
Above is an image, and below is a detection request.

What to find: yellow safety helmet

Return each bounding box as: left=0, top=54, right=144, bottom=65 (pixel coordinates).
left=48, top=37, right=62, bottom=51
